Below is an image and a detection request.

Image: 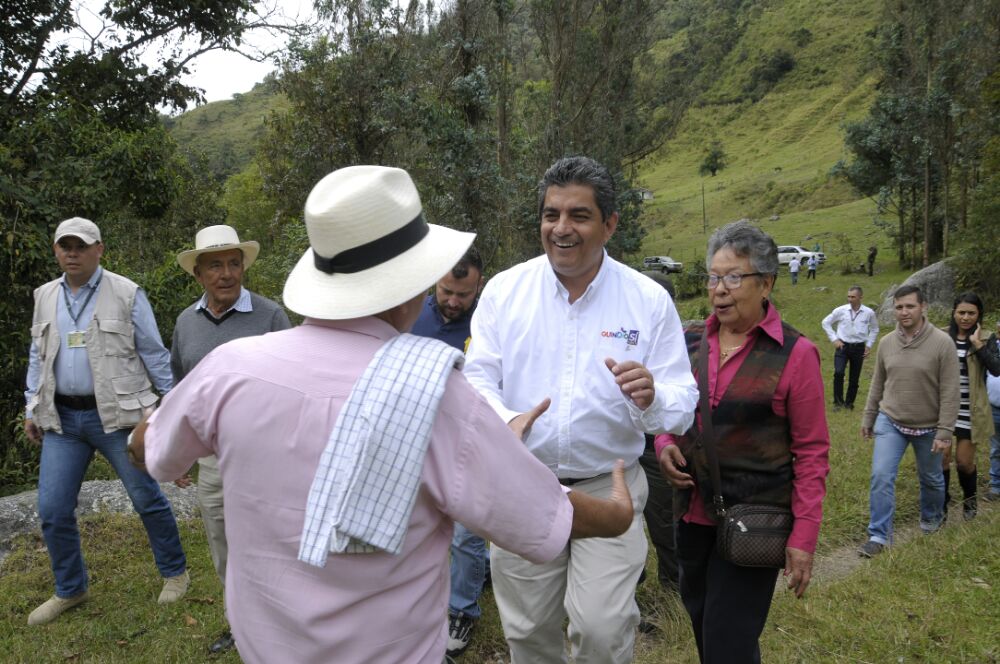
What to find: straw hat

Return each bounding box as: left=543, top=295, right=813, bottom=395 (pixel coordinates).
left=283, top=165, right=475, bottom=319
left=176, top=225, right=260, bottom=276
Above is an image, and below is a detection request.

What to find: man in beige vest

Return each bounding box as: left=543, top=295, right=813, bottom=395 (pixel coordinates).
left=24, top=217, right=188, bottom=625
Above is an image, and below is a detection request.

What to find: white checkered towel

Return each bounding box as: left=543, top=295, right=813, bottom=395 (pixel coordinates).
left=298, top=333, right=464, bottom=567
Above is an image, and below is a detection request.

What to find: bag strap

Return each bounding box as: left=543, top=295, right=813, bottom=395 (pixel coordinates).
left=696, top=327, right=728, bottom=520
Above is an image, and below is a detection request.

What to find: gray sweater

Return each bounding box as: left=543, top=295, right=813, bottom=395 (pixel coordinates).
left=862, top=320, right=960, bottom=439
left=171, top=291, right=292, bottom=383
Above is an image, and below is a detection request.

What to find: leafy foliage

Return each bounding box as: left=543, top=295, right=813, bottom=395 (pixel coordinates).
left=744, top=49, right=795, bottom=100
left=699, top=141, right=727, bottom=177
left=0, top=0, right=275, bottom=489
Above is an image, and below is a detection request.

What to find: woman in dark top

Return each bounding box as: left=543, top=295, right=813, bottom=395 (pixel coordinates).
left=944, top=292, right=1000, bottom=519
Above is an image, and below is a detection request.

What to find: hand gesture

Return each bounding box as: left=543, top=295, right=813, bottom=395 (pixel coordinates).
left=508, top=398, right=551, bottom=441
left=605, top=358, right=655, bottom=410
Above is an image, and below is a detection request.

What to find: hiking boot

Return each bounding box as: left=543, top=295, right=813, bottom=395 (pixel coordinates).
left=27, top=592, right=89, bottom=625
left=158, top=570, right=190, bottom=604
left=858, top=540, right=884, bottom=558
left=446, top=612, right=476, bottom=657
left=963, top=496, right=977, bottom=521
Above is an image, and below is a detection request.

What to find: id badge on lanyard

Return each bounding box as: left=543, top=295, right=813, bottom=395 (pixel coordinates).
left=67, top=331, right=86, bottom=348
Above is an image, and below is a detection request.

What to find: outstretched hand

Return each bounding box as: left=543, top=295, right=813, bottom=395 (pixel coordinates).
left=508, top=398, right=551, bottom=441
left=567, top=459, right=634, bottom=539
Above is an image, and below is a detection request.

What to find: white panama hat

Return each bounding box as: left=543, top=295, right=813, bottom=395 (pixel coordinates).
left=283, top=165, right=475, bottom=320
left=176, top=225, right=260, bottom=276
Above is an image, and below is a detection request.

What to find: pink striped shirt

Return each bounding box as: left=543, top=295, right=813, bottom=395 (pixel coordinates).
left=145, top=317, right=572, bottom=664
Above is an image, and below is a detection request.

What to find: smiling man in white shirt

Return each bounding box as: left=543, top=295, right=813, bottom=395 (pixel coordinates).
left=464, top=156, right=698, bottom=663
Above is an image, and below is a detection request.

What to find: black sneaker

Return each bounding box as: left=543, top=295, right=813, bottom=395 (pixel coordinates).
left=446, top=613, right=476, bottom=657
left=858, top=540, right=884, bottom=558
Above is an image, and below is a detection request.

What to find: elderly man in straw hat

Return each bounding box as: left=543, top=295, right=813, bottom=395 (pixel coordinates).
left=172, top=224, right=290, bottom=653
left=24, top=217, right=187, bottom=626
left=128, top=165, right=635, bottom=664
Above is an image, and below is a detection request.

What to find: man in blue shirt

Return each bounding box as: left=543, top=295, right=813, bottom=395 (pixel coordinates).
left=410, top=246, right=485, bottom=657
left=24, top=217, right=187, bottom=626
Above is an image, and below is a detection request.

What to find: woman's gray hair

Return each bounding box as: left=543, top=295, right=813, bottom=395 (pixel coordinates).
left=705, top=220, right=779, bottom=276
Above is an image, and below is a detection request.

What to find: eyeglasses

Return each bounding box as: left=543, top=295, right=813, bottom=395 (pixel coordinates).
left=705, top=272, right=764, bottom=289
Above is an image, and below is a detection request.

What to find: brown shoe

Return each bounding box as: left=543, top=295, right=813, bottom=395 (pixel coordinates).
left=27, top=592, right=89, bottom=625
left=158, top=570, right=190, bottom=604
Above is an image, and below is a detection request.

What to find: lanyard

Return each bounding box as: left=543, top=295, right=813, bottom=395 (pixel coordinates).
left=63, top=276, right=101, bottom=328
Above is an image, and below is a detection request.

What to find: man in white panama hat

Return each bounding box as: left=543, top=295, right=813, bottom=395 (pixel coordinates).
left=172, top=224, right=291, bottom=653
left=129, top=165, right=636, bottom=664
left=24, top=217, right=188, bottom=626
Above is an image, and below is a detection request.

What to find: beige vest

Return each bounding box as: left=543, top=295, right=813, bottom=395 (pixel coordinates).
left=29, top=270, right=159, bottom=433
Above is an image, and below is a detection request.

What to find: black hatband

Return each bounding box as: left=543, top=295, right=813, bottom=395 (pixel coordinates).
left=313, top=213, right=428, bottom=274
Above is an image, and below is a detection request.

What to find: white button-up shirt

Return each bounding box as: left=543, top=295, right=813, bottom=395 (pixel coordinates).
left=821, top=303, right=879, bottom=346
left=464, top=253, right=697, bottom=478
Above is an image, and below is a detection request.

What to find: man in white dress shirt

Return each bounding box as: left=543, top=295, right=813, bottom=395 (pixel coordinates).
left=821, top=285, right=879, bottom=410
left=463, top=156, right=698, bottom=663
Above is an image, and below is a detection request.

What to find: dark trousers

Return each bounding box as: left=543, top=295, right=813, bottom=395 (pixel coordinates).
left=677, top=521, right=780, bottom=664
left=639, top=435, right=677, bottom=587
left=833, top=342, right=866, bottom=406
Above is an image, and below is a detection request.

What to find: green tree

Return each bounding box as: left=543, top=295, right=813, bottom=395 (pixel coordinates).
left=0, top=0, right=284, bottom=488
left=699, top=141, right=727, bottom=177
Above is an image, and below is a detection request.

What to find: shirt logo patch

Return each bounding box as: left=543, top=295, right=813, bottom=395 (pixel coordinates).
left=601, top=327, right=640, bottom=346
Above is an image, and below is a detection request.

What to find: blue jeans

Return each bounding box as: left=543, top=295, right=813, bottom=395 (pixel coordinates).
left=867, top=413, right=945, bottom=544
left=990, top=406, right=1000, bottom=494
left=449, top=522, right=487, bottom=619
left=38, top=405, right=186, bottom=598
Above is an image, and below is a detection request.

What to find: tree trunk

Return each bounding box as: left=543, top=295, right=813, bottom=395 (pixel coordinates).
left=923, top=155, right=931, bottom=267
left=910, top=186, right=918, bottom=270
left=942, top=159, right=949, bottom=257
left=898, top=183, right=906, bottom=265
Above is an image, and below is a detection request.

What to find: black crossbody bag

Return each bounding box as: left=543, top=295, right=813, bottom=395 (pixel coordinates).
left=696, top=330, right=793, bottom=569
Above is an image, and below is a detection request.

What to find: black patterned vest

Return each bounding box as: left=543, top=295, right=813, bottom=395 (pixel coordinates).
left=674, top=320, right=801, bottom=520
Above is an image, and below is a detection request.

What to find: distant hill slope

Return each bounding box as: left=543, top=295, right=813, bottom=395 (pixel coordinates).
left=163, top=81, right=288, bottom=178
left=638, top=0, right=881, bottom=269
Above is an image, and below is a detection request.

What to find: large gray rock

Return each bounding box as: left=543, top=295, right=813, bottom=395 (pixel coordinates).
left=877, top=260, right=956, bottom=325
left=0, top=480, right=199, bottom=566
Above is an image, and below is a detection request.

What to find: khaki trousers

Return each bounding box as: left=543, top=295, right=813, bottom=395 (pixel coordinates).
left=197, top=455, right=227, bottom=586
left=491, top=463, right=648, bottom=664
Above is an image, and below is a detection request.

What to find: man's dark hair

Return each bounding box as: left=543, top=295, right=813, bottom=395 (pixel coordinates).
left=451, top=245, right=483, bottom=280
left=537, top=156, right=616, bottom=222
left=893, top=284, right=925, bottom=303
left=849, top=285, right=863, bottom=296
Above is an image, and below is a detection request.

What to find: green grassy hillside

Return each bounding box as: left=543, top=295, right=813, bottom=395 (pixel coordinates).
left=163, top=82, right=288, bottom=178
left=638, top=0, right=881, bottom=270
